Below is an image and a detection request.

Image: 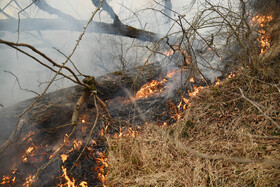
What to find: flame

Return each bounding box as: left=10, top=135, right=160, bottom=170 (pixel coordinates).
left=73, top=140, right=82, bottom=150
left=81, top=119, right=86, bottom=123
left=133, top=69, right=182, bottom=100
left=22, top=146, right=36, bottom=162
left=190, top=77, right=194, bottom=83
left=23, top=175, right=35, bottom=187
left=79, top=181, right=88, bottom=187
left=134, top=79, right=167, bottom=99
left=251, top=14, right=273, bottom=54
left=22, top=131, right=35, bottom=141
left=164, top=46, right=192, bottom=65
left=26, top=147, right=34, bottom=154
left=95, top=152, right=108, bottom=187
left=188, top=85, right=204, bottom=97
left=1, top=175, right=12, bottom=184
left=1, top=169, right=17, bottom=185
left=114, top=127, right=138, bottom=139
left=60, top=166, right=75, bottom=187
left=61, top=154, right=68, bottom=163
left=166, top=69, right=181, bottom=78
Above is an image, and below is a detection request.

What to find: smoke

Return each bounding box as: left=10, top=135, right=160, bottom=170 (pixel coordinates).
left=0, top=0, right=228, bottom=107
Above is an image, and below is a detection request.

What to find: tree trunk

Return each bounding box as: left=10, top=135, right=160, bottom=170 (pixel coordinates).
left=0, top=18, right=161, bottom=42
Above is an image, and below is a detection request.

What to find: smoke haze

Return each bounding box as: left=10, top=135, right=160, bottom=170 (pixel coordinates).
left=0, top=0, right=228, bottom=106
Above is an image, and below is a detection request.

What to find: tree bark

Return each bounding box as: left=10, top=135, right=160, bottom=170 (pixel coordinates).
left=0, top=18, right=161, bottom=42
left=0, top=62, right=162, bottom=140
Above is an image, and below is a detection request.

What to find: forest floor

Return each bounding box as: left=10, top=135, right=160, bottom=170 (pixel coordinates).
left=106, top=57, right=280, bottom=186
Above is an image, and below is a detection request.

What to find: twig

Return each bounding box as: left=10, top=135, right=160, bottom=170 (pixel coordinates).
left=0, top=0, right=104, bottom=155
left=3, top=70, right=40, bottom=96
left=239, top=88, right=280, bottom=129
left=53, top=47, right=84, bottom=77
left=96, top=95, right=114, bottom=124
left=68, top=92, right=99, bottom=174
left=0, top=39, right=85, bottom=87
left=71, top=91, right=91, bottom=126
left=32, top=125, right=77, bottom=183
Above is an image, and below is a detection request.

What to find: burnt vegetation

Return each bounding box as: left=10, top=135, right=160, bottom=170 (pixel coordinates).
left=0, top=0, right=280, bottom=186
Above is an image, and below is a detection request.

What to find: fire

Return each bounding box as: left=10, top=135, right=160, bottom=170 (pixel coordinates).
left=23, top=175, right=35, bottom=187
left=73, top=140, right=82, bottom=150
left=1, top=175, right=12, bottom=184
left=59, top=167, right=88, bottom=187
left=26, top=147, right=34, bottom=154
left=22, top=131, right=35, bottom=141
left=114, top=127, right=139, bottom=138
left=188, top=85, right=204, bottom=97
left=190, top=77, right=194, bottom=83
left=22, top=146, right=36, bottom=162
left=1, top=169, right=17, bottom=185
left=133, top=69, right=182, bottom=100
left=61, top=154, right=68, bottom=163
left=166, top=69, right=181, bottom=78
left=251, top=14, right=273, bottom=54
left=60, top=166, right=75, bottom=187
left=79, top=181, right=88, bottom=187
left=95, top=152, right=108, bottom=187
left=134, top=79, right=167, bottom=99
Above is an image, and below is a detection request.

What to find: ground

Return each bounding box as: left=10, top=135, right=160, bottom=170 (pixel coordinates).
left=106, top=60, right=280, bottom=186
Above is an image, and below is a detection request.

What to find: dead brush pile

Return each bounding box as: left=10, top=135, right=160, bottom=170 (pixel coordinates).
left=106, top=63, right=280, bottom=186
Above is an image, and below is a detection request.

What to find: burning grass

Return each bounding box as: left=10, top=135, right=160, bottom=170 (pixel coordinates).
left=106, top=64, right=280, bottom=186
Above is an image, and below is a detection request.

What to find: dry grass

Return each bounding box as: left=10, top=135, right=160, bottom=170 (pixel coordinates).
left=106, top=1, right=280, bottom=185
left=106, top=62, right=280, bottom=186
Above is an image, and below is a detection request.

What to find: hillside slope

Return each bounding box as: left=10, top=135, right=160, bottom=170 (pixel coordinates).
left=106, top=61, right=280, bottom=186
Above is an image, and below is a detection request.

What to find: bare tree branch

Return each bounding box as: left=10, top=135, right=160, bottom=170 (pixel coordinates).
left=3, top=70, right=40, bottom=96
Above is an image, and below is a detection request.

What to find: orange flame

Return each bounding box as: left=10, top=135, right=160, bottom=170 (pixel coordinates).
left=166, top=69, right=181, bottom=78
left=22, top=146, right=36, bottom=162
left=95, top=152, right=108, bottom=187
left=79, top=181, right=88, bottom=187
left=73, top=140, right=82, bottom=150
left=134, top=79, right=167, bottom=100
left=114, top=127, right=139, bottom=139
left=133, top=69, right=182, bottom=100
left=61, top=154, right=68, bottom=163
left=60, top=166, right=75, bottom=187
left=23, top=175, right=35, bottom=187
left=1, top=175, right=12, bottom=184
left=251, top=14, right=273, bottom=54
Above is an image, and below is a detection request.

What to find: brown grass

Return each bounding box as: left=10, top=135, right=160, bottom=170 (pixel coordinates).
left=105, top=1, right=280, bottom=185
left=106, top=61, right=280, bottom=186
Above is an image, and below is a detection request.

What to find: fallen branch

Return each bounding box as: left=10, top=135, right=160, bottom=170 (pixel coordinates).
left=239, top=88, right=280, bottom=129
left=68, top=92, right=99, bottom=174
